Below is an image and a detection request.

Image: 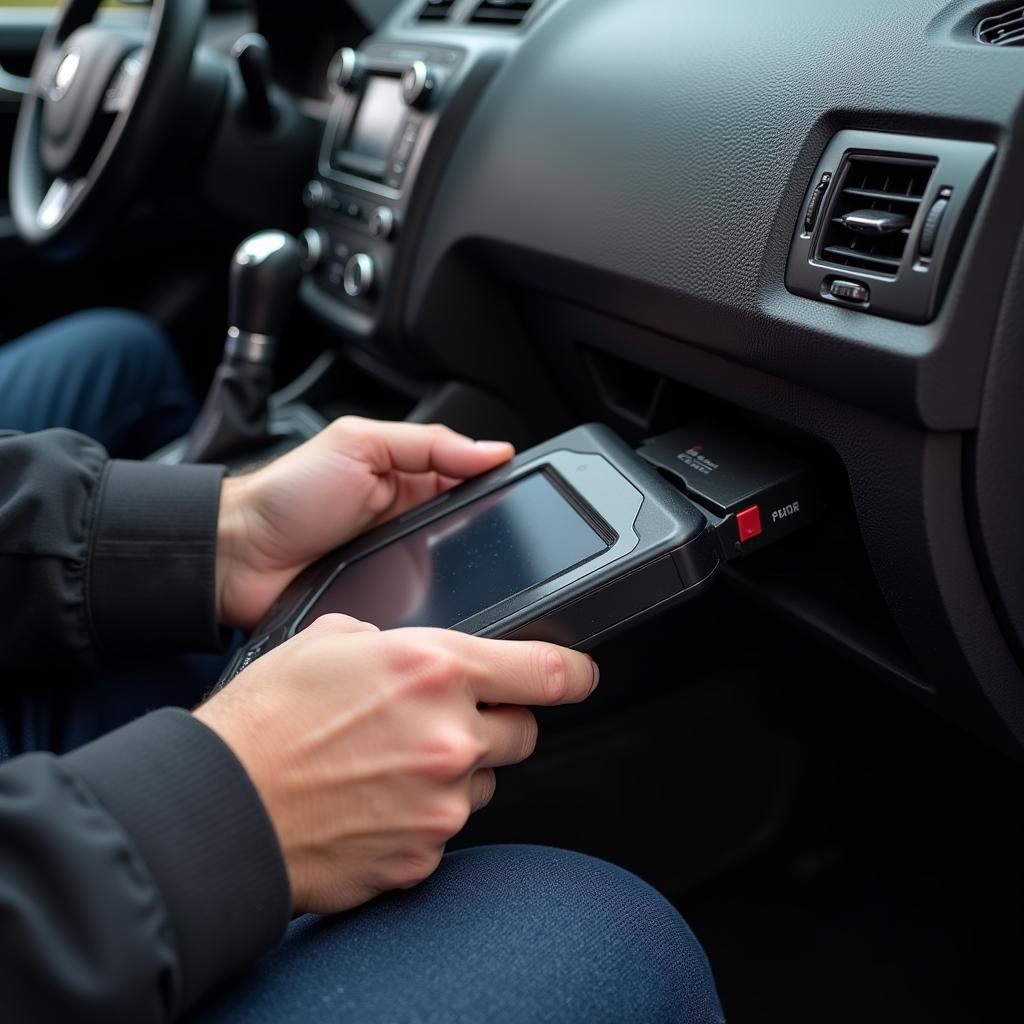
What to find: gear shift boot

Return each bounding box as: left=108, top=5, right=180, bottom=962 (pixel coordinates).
left=183, top=358, right=275, bottom=463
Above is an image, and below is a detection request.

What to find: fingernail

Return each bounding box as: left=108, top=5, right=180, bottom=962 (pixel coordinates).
left=588, top=659, right=600, bottom=695
left=474, top=440, right=513, bottom=453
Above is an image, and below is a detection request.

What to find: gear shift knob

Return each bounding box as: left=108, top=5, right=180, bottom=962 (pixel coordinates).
left=182, top=231, right=302, bottom=463
left=228, top=231, right=303, bottom=354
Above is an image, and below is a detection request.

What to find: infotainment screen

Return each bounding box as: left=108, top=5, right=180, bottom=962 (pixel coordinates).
left=298, top=472, right=610, bottom=632
left=337, top=75, right=406, bottom=179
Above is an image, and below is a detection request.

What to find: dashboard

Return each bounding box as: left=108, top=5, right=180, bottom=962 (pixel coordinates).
left=286, top=0, right=1024, bottom=754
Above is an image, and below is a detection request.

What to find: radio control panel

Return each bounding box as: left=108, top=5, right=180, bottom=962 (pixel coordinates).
left=301, top=41, right=470, bottom=336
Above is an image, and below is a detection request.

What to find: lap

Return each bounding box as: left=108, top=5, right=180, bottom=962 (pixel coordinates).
left=0, top=308, right=196, bottom=456
left=189, top=844, right=725, bottom=1024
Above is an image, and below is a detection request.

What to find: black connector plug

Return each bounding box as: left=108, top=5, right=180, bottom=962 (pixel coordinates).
left=638, top=420, right=824, bottom=561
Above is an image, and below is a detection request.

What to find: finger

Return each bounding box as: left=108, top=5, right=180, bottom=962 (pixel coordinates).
left=401, top=631, right=599, bottom=708
left=469, top=768, right=497, bottom=813
left=470, top=638, right=598, bottom=708
left=476, top=705, right=539, bottom=768
left=303, top=613, right=382, bottom=637
left=337, top=418, right=515, bottom=480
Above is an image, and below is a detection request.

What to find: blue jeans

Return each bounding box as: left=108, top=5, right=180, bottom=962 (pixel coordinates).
left=0, top=308, right=196, bottom=456
left=189, top=845, right=726, bottom=1024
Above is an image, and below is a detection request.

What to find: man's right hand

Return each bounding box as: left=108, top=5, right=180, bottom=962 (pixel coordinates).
left=193, top=616, right=599, bottom=915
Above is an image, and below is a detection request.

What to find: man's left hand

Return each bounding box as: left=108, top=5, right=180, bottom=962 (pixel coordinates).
left=215, top=417, right=514, bottom=631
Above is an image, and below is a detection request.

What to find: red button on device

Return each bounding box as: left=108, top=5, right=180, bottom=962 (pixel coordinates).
left=736, top=505, right=763, bottom=543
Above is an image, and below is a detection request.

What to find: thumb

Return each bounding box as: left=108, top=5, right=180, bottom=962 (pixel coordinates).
left=431, top=436, right=516, bottom=480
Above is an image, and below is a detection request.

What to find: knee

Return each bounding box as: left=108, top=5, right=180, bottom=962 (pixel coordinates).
left=189, top=846, right=726, bottom=1024
left=54, top=310, right=193, bottom=416
left=431, top=845, right=726, bottom=1024
left=60, top=309, right=174, bottom=372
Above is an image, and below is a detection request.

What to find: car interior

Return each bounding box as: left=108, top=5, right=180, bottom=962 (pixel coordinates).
left=2, top=0, right=1024, bottom=1019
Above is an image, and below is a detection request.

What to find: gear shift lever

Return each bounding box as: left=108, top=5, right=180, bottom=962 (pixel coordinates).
left=184, top=231, right=302, bottom=464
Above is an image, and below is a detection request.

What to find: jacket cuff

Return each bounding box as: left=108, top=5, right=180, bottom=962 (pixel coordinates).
left=88, top=460, right=226, bottom=658
left=64, top=708, right=291, bottom=1014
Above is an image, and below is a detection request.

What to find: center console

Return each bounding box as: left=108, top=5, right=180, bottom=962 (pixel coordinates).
left=296, top=0, right=544, bottom=355
left=300, top=39, right=473, bottom=343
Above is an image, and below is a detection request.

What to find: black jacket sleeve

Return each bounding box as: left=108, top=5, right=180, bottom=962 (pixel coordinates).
left=0, top=431, right=292, bottom=1020
left=0, top=711, right=291, bottom=1022
left=0, top=429, right=225, bottom=670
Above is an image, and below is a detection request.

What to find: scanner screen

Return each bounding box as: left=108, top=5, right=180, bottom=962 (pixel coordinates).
left=299, top=472, right=609, bottom=631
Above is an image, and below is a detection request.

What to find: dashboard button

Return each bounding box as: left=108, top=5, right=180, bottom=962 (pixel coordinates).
left=327, top=261, right=346, bottom=288
left=395, top=137, right=414, bottom=162
left=369, top=206, right=397, bottom=240
left=385, top=162, right=407, bottom=190
left=829, top=279, right=870, bottom=303
left=343, top=253, right=376, bottom=298
left=395, top=123, right=420, bottom=162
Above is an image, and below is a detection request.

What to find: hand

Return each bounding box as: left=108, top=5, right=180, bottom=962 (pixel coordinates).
left=215, top=417, right=514, bottom=631
left=193, top=615, right=599, bottom=914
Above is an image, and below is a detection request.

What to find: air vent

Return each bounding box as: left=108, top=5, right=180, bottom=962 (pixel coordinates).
left=469, top=0, right=536, bottom=27
left=817, top=155, right=935, bottom=276
left=976, top=5, right=1024, bottom=45
left=418, top=0, right=456, bottom=21
left=788, top=130, right=995, bottom=322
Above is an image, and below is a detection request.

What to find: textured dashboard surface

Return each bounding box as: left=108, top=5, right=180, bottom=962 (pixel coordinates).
left=405, top=0, right=1024, bottom=427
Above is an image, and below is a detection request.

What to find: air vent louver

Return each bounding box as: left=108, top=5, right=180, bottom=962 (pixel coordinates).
left=817, top=155, right=935, bottom=276
left=976, top=5, right=1024, bottom=45
left=418, top=0, right=456, bottom=21
left=469, top=0, right=536, bottom=27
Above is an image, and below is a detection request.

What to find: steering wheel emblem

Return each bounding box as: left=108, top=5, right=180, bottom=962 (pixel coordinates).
left=49, top=50, right=80, bottom=102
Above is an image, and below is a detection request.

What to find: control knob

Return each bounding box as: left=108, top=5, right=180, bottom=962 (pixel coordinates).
left=328, top=47, right=367, bottom=93
left=343, top=253, right=376, bottom=298
left=299, top=228, right=326, bottom=272
left=401, top=61, right=438, bottom=109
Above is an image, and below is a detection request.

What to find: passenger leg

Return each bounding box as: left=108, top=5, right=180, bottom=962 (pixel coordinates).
left=189, top=844, right=726, bottom=1024
left=0, top=308, right=197, bottom=456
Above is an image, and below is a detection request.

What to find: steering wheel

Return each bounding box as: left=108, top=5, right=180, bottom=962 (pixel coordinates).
left=9, top=0, right=205, bottom=254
